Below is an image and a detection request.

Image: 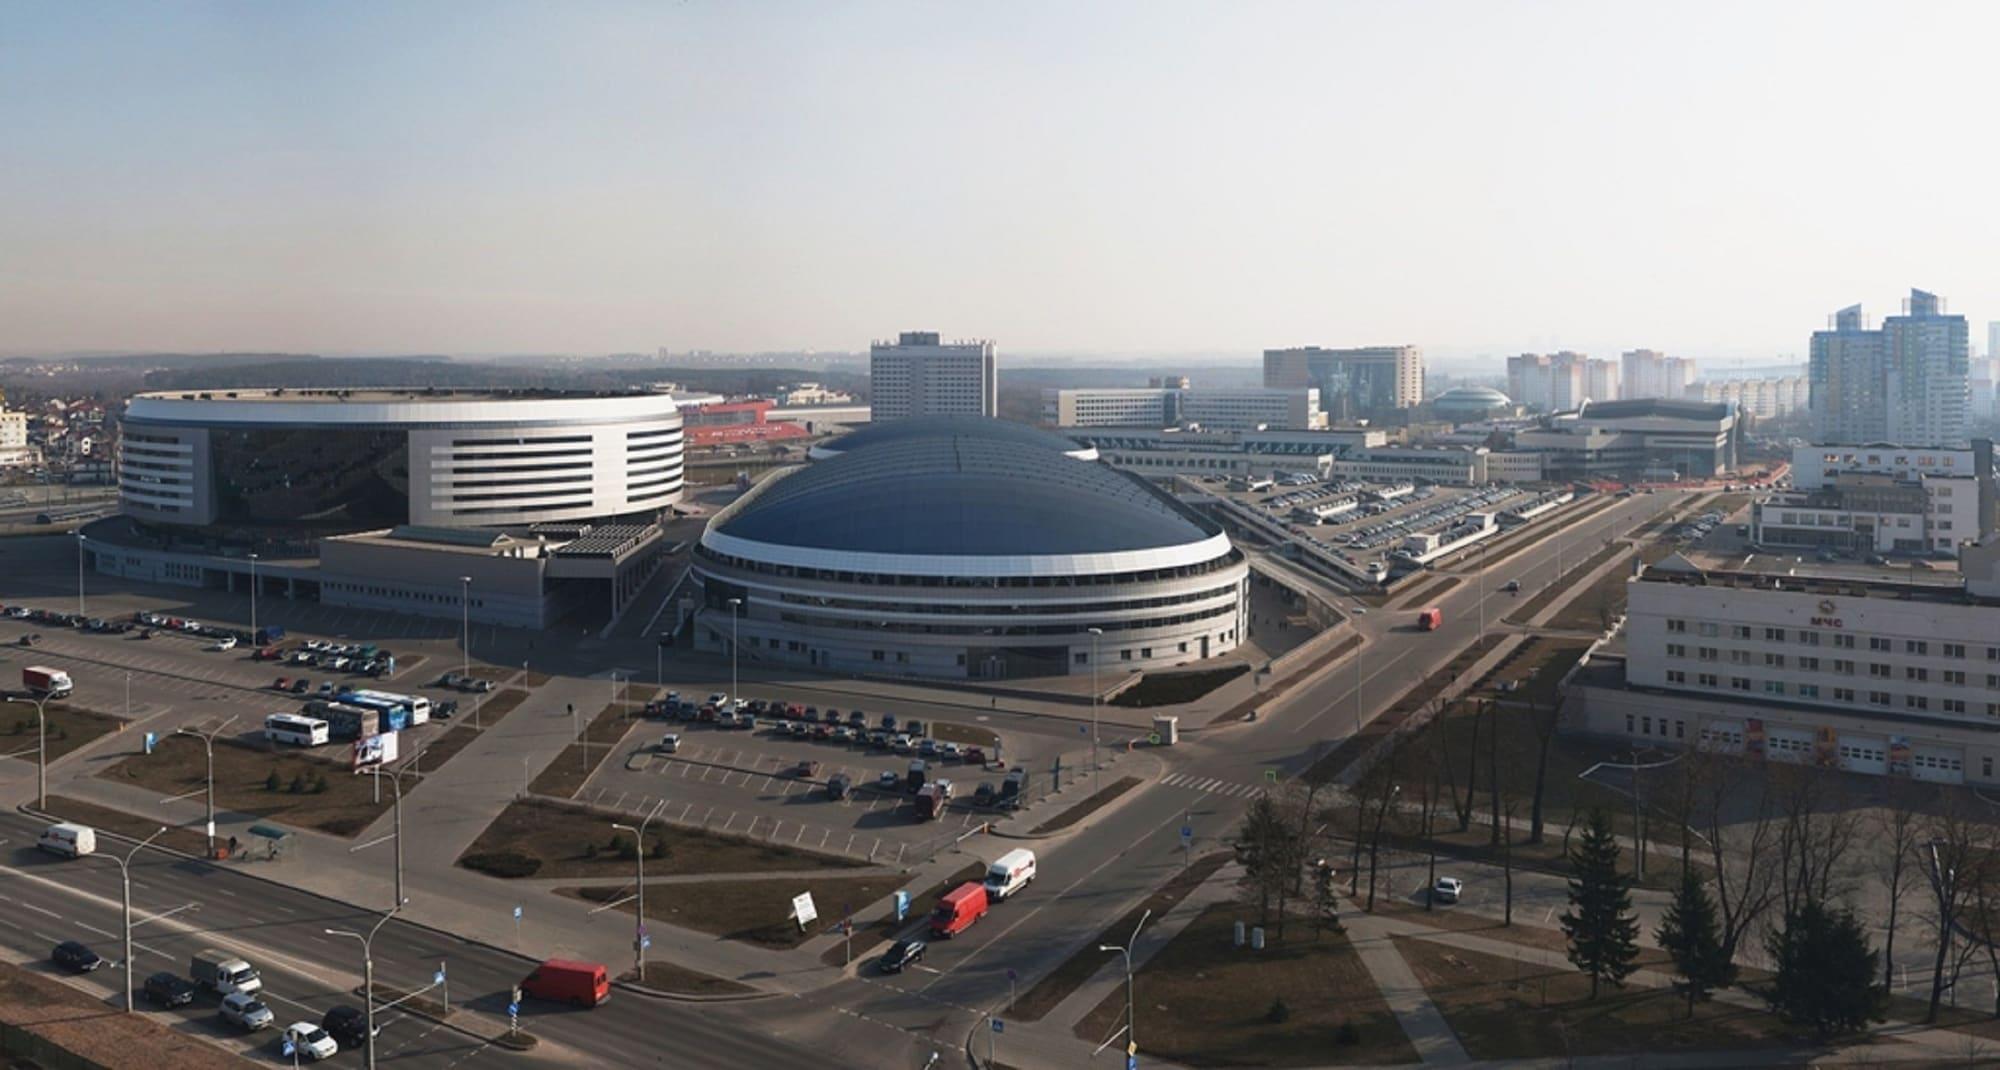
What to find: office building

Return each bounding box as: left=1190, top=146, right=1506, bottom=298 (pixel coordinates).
left=1810, top=290, right=1970, bottom=447
left=1620, top=349, right=1698, bottom=401
left=1686, top=376, right=1810, bottom=419
left=1563, top=539, right=2000, bottom=785
left=869, top=331, right=997, bottom=421
left=1513, top=398, right=1737, bottom=480
left=1754, top=441, right=1997, bottom=552
left=1263, top=345, right=1423, bottom=419
left=0, top=407, right=29, bottom=466
left=1040, top=387, right=1322, bottom=431
left=1081, top=427, right=1539, bottom=484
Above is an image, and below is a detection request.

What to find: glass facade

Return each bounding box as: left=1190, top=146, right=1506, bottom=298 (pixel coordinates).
left=209, top=427, right=411, bottom=532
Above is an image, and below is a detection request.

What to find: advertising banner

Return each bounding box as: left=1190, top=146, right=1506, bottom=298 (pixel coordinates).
left=1745, top=718, right=1766, bottom=759
left=1889, top=736, right=1913, bottom=777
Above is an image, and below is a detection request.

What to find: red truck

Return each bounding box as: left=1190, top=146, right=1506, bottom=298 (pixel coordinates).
left=1417, top=607, right=1443, bottom=631
left=915, top=779, right=953, bottom=820
left=22, top=666, right=73, bottom=699
left=931, top=882, right=989, bottom=939
left=519, top=958, right=609, bottom=1007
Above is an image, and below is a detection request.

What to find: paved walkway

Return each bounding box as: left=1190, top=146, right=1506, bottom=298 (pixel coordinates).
left=1341, top=903, right=1473, bottom=1065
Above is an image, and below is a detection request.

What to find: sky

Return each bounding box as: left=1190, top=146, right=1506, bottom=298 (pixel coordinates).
left=3, top=2, right=1999, bottom=364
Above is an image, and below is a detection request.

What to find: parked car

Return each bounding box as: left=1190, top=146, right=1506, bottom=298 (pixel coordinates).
left=877, top=938, right=927, bottom=974
left=917, top=739, right=939, bottom=758
left=878, top=771, right=901, bottom=791
left=847, top=710, right=867, bottom=728
left=284, top=1022, right=339, bottom=1061
left=1431, top=876, right=1464, bottom=904
left=972, top=782, right=997, bottom=808
left=965, top=746, right=986, bottom=766
left=290, top=678, right=311, bottom=694
left=826, top=772, right=852, bottom=799
left=939, top=742, right=963, bottom=761
left=793, top=760, right=821, bottom=779
left=143, top=971, right=196, bottom=1007
left=51, top=940, right=104, bottom=973
left=271, top=676, right=291, bottom=690
left=905, top=720, right=926, bottom=738
left=320, top=1005, right=369, bottom=1050
left=659, top=734, right=681, bottom=754
left=219, top=991, right=274, bottom=1031
left=209, top=636, right=237, bottom=652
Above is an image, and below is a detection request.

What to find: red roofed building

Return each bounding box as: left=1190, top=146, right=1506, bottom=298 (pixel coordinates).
left=684, top=399, right=810, bottom=446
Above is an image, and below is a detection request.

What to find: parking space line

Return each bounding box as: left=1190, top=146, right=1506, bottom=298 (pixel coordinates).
left=845, top=833, right=856, bottom=854
left=681, top=802, right=694, bottom=821
left=746, top=817, right=760, bottom=837
left=760, top=776, right=775, bottom=793
left=820, top=828, right=830, bottom=849
left=720, top=812, right=738, bottom=833
left=612, top=791, right=627, bottom=810
left=701, top=805, right=715, bottom=826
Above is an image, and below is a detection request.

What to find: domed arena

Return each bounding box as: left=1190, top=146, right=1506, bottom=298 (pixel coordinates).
left=693, top=418, right=1246, bottom=678
left=1431, top=385, right=1515, bottom=422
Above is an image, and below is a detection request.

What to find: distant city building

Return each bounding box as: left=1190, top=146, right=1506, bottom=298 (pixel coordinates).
left=1429, top=386, right=1516, bottom=423
left=1585, top=359, right=1621, bottom=405
left=1620, top=349, right=1698, bottom=401
left=1513, top=398, right=1738, bottom=480
left=1263, top=345, right=1423, bottom=419
left=1507, top=352, right=1616, bottom=411
left=1041, top=387, right=1322, bottom=430
left=0, top=407, right=30, bottom=466
left=1686, top=376, right=1810, bottom=419
left=682, top=399, right=810, bottom=446
left=1971, top=357, right=1999, bottom=422
left=1148, top=375, right=1192, bottom=389
left=1810, top=290, right=1970, bottom=447
left=1080, top=427, right=1539, bottom=484
left=772, top=382, right=852, bottom=407
left=868, top=331, right=996, bottom=421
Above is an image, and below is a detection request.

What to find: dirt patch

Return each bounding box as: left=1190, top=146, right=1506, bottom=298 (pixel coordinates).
left=1073, top=904, right=1417, bottom=1066
left=562, top=872, right=912, bottom=950
left=457, top=796, right=866, bottom=880
left=1302, top=635, right=1505, bottom=785
left=98, top=733, right=397, bottom=838
left=1110, top=665, right=1249, bottom=708
left=1007, top=851, right=1231, bottom=1021
left=523, top=670, right=553, bottom=687
left=0, top=702, right=123, bottom=764
left=529, top=702, right=641, bottom=799
left=0, top=959, right=262, bottom=1070
left=1393, top=934, right=1818, bottom=1060
left=931, top=721, right=1001, bottom=749
left=41, top=794, right=212, bottom=857
left=1029, top=776, right=1141, bottom=834
left=625, top=961, right=757, bottom=996
left=463, top=687, right=529, bottom=728
left=819, top=862, right=985, bottom=968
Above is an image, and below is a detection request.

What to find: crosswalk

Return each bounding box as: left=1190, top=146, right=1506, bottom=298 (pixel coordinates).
left=1159, top=771, right=1267, bottom=798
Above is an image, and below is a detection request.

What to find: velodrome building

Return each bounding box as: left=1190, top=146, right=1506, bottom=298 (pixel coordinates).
left=694, top=418, right=1249, bottom=679
left=93, top=389, right=684, bottom=626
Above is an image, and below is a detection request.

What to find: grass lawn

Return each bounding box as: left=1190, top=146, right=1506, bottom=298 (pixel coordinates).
left=0, top=960, right=264, bottom=1070
left=98, top=734, right=397, bottom=838
left=562, top=872, right=913, bottom=949
left=1392, top=934, right=1820, bottom=1061
left=1008, top=852, right=1231, bottom=1021
left=625, top=961, right=756, bottom=996
left=42, top=793, right=212, bottom=857
left=462, top=687, right=529, bottom=728
left=1110, top=665, right=1249, bottom=708
left=931, top=721, right=1001, bottom=748
left=1030, top=776, right=1141, bottom=834
left=0, top=702, right=123, bottom=764
left=522, top=670, right=553, bottom=688
left=457, top=796, right=866, bottom=880
left=820, top=862, right=984, bottom=968
left=1072, top=904, right=1417, bottom=1066
left=529, top=702, right=640, bottom=799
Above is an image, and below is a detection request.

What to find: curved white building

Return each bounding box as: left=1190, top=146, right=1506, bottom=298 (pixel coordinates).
left=119, top=389, right=684, bottom=532
left=694, top=418, right=1246, bottom=679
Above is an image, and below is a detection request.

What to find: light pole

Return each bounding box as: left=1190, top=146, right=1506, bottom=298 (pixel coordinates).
left=364, top=749, right=423, bottom=908
left=5, top=694, right=51, bottom=810
left=248, top=553, right=259, bottom=641
left=124, top=671, right=131, bottom=722
left=1087, top=626, right=1103, bottom=796
left=1349, top=605, right=1369, bottom=738
left=459, top=576, right=472, bottom=687
left=1098, top=908, right=1151, bottom=1059
left=727, top=597, right=742, bottom=706
left=75, top=531, right=86, bottom=617
left=612, top=802, right=665, bottom=980
left=176, top=716, right=237, bottom=859
left=326, top=905, right=400, bottom=1070
left=1476, top=539, right=1487, bottom=638
left=93, top=825, right=166, bottom=1012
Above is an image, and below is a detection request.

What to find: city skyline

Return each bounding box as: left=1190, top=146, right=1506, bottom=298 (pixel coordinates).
left=4, top=2, right=1999, bottom=358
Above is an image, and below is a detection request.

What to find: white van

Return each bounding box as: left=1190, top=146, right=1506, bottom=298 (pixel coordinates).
left=984, top=848, right=1037, bottom=901
left=38, top=822, right=96, bottom=859
left=264, top=713, right=330, bottom=747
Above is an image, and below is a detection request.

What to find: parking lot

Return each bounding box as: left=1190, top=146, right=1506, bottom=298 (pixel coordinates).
left=572, top=705, right=1111, bottom=865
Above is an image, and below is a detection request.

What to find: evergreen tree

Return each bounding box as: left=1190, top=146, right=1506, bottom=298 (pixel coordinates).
left=1656, top=868, right=1735, bottom=1017
left=1560, top=807, right=1640, bottom=998
left=1764, top=899, right=1885, bottom=1038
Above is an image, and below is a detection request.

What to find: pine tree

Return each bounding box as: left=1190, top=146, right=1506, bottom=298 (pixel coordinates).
left=1560, top=807, right=1640, bottom=998
left=1656, top=868, right=1735, bottom=1017
left=1765, top=899, right=1885, bottom=1038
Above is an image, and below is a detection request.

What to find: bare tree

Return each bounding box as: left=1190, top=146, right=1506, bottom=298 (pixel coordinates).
left=1526, top=684, right=1565, bottom=845
left=1433, top=695, right=1477, bottom=833
left=1923, top=799, right=1982, bottom=1024
left=1503, top=797, right=1518, bottom=926
left=1874, top=780, right=1926, bottom=993
left=1486, top=699, right=1503, bottom=847
left=1694, top=750, right=1780, bottom=969
left=1772, top=763, right=1863, bottom=917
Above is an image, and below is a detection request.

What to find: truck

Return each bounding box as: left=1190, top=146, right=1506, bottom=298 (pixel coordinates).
left=930, top=882, right=989, bottom=939
left=190, top=948, right=262, bottom=995
left=915, top=779, right=954, bottom=820
left=22, top=665, right=72, bottom=699
left=906, top=759, right=929, bottom=794
left=1417, top=607, right=1444, bottom=631
left=519, top=958, right=609, bottom=1008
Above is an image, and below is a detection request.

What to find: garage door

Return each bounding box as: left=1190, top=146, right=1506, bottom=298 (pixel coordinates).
left=1837, top=735, right=1887, bottom=775
left=1766, top=725, right=1815, bottom=765
left=1699, top=720, right=1744, bottom=754
left=1912, top=744, right=1965, bottom=785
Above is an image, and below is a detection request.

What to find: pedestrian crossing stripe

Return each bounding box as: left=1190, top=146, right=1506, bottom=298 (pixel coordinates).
left=1159, top=772, right=1263, bottom=797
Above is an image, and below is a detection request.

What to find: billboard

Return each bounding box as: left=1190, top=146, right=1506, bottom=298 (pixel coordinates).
left=1815, top=726, right=1838, bottom=767
left=1745, top=718, right=1766, bottom=759
left=352, top=730, right=400, bottom=771
left=1889, top=736, right=1913, bottom=777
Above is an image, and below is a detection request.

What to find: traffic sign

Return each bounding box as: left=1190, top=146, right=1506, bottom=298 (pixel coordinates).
left=507, top=1001, right=520, bottom=1017
left=144, top=731, right=156, bottom=755
left=1006, top=967, right=1017, bottom=982
left=1264, top=769, right=1279, bottom=782
left=282, top=1038, right=297, bottom=1058
left=433, top=968, right=446, bottom=986
left=641, top=935, right=651, bottom=950
left=1180, top=825, right=1193, bottom=845
left=1079, top=725, right=1088, bottom=735
left=1128, top=1055, right=1138, bottom=1070
left=991, top=1019, right=1004, bottom=1034
left=894, top=890, right=911, bottom=921
left=513, top=905, right=523, bottom=920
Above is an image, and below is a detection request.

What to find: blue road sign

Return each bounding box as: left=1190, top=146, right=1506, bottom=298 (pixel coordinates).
left=282, top=1038, right=297, bottom=1057
left=143, top=731, right=156, bottom=755
left=641, top=935, right=651, bottom=950
left=507, top=1001, right=520, bottom=1017
left=991, top=1019, right=1004, bottom=1034
left=1181, top=825, right=1193, bottom=839
left=433, top=968, right=446, bottom=986
left=1128, top=1056, right=1138, bottom=1070
left=894, top=890, right=911, bottom=921
left=1079, top=725, right=1087, bottom=735
left=512, top=905, right=523, bottom=920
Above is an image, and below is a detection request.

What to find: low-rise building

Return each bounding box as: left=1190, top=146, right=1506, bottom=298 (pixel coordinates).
left=1751, top=442, right=1996, bottom=553
left=1041, top=387, right=1323, bottom=431
left=1513, top=398, right=1738, bottom=480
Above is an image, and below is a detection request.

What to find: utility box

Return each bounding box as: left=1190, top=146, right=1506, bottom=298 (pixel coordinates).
left=1152, top=715, right=1179, bottom=746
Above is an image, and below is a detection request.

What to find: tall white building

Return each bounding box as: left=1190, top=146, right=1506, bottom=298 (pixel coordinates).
left=1043, top=387, right=1321, bottom=430
left=1620, top=349, right=1698, bottom=400
left=1687, top=376, right=1810, bottom=418
left=1811, top=290, right=1969, bottom=447
left=869, top=331, right=997, bottom=421
left=1507, top=352, right=1616, bottom=411
left=0, top=407, right=29, bottom=466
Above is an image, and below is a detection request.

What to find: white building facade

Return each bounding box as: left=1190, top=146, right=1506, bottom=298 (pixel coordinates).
left=869, top=331, right=997, bottom=421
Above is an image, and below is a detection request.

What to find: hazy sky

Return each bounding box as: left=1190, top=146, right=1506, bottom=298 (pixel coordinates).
left=4, top=2, right=1998, bottom=362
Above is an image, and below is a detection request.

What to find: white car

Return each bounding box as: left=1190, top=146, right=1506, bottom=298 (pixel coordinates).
left=218, top=991, right=273, bottom=1030
left=210, top=636, right=237, bottom=651
left=1431, top=877, right=1464, bottom=904
left=658, top=733, right=681, bottom=754
left=284, top=1022, right=339, bottom=1061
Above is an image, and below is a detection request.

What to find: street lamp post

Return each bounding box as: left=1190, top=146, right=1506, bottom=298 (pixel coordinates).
left=364, top=750, right=423, bottom=908
left=175, top=716, right=237, bottom=858
left=248, top=553, right=260, bottom=641
left=94, top=825, right=166, bottom=1012
left=1348, top=604, right=1369, bottom=738
left=1098, top=908, right=1151, bottom=1059
left=1087, top=626, right=1103, bottom=796
left=612, top=802, right=666, bottom=980
left=459, top=576, right=472, bottom=687
left=76, top=531, right=86, bottom=617
left=727, top=597, right=742, bottom=706
left=326, top=906, right=400, bottom=1070
left=1476, top=539, right=1487, bottom=638
left=5, top=694, right=50, bottom=809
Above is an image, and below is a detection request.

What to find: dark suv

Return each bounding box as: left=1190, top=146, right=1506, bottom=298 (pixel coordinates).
left=322, top=1005, right=370, bottom=1050
left=144, top=971, right=195, bottom=1007
left=51, top=941, right=103, bottom=973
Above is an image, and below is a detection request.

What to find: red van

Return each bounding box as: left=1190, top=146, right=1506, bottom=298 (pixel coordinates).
left=520, top=959, right=610, bottom=1007
left=930, top=882, right=989, bottom=939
